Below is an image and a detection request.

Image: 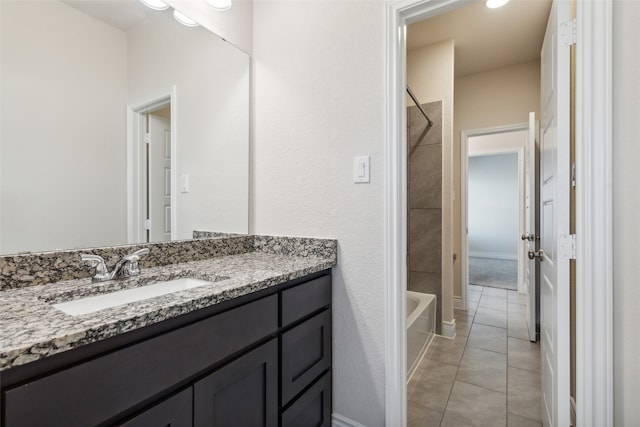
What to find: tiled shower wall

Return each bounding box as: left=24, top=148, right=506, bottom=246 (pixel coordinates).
left=407, top=100, right=443, bottom=334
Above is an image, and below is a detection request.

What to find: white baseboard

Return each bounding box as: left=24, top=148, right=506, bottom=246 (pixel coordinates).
left=469, top=251, right=518, bottom=261
left=454, top=296, right=465, bottom=310
left=442, top=319, right=456, bottom=339
left=332, top=413, right=367, bottom=427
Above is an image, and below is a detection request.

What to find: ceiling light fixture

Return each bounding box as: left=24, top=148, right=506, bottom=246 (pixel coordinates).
left=485, top=0, right=510, bottom=8
left=204, top=0, right=232, bottom=11
left=139, top=0, right=170, bottom=11
left=173, top=10, right=199, bottom=27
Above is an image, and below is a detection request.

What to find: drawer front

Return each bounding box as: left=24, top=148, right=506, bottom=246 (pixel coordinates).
left=281, top=274, right=331, bottom=327
left=193, top=339, right=278, bottom=427
left=281, top=310, right=331, bottom=405
left=281, top=373, right=331, bottom=427
left=3, top=295, right=278, bottom=427
left=118, top=387, right=192, bottom=427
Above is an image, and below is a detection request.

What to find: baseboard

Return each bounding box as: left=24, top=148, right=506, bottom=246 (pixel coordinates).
left=454, top=296, right=465, bottom=310
left=332, top=413, right=367, bottom=427
left=442, top=319, right=456, bottom=339
left=468, top=251, right=518, bottom=261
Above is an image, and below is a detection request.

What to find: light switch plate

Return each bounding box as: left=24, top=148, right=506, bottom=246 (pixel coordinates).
left=353, top=156, right=370, bottom=183
left=181, top=174, right=189, bottom=193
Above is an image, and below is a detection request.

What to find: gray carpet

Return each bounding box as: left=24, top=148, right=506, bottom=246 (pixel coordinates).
left=468, top=257, right=518, bottom=290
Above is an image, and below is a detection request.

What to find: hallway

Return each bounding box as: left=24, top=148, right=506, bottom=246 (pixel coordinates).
left=408, top=285, right=542, bottom=426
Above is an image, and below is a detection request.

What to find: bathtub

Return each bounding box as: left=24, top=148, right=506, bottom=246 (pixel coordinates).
left=407, top=291, right=436, bottom=381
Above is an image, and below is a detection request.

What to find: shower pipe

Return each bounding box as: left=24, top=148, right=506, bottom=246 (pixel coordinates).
left=406, top=85, right=434, bottom=128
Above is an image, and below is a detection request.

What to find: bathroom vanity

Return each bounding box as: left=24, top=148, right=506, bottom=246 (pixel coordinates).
left=0, top=236, right=336, bottom=427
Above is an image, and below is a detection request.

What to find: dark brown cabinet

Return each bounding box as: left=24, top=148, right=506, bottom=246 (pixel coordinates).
left=0, top=270, right=332, bottom=427
left=194, top=339, right=278, bottom=427
left=118, top=388, right=193, bottom=427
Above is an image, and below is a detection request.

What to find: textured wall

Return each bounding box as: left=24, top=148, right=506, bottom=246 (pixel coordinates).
left=251, top=1, right=386, bottom=425
left=613, top=0, right=640, bottom=423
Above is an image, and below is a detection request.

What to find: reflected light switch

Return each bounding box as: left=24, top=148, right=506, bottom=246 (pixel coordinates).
left=353, top=156, right=370, bottom=183
left=181, top=174, right=189, bottom=193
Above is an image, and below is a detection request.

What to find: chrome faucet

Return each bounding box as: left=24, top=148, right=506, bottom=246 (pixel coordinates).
left=81, top=248, right=150, bottom=282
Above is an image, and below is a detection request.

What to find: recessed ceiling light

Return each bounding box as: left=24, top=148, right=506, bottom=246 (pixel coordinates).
left=139, top=0, right=169, bottom=11
left=485, top=0, right=510, bottom=8
left=204, top=0, right=232, bottom=11
left=173, top=10, right=199, bottom=27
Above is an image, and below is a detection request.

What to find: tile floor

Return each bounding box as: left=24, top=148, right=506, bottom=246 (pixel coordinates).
left=408, top=285, right=541, bottom=427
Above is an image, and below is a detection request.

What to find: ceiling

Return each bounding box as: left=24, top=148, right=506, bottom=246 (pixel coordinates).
left=407, top=0, right=552, bottom=77
left=62, top=0, right=155, bottom=31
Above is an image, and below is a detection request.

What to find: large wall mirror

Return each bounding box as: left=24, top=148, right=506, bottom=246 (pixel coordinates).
left=0, top=0, right=249, bottom=255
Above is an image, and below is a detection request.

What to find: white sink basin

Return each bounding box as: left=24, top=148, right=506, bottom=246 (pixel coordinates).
left=53, top=278, right=216, bottom=316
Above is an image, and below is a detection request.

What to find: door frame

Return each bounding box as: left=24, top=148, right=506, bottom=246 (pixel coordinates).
left=127, top=87, right=178, bottom=244
left=383, top=0, right=613, bottom=425
left=460, top=124, right=528, bottom=313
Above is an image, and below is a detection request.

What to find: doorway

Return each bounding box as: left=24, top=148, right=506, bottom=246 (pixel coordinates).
left=387, top=0, right=612, bottom=425
left=127, top=92, right=176, bottom=245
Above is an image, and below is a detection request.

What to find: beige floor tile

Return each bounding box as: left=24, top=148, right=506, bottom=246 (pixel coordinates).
left=457, top=347, right=507, bottom=393
left=507, top=367, right=542, bottom=422
left=507, top=291, right=528, bottom=305
left=408, top=359, right=459, bottom=413
left=425, top=335, right=468, bottom=365
left=474, top=307, right=507, bottom=329
left=440, top=381, right=506, bottom=427
left=468, top=323, right=507, bottom=354
left=455, top=317, right=473, bottom=337
left=507, top=316, right=531, bottom=341
left=468, top=290, right=482, bottom=303
left=408, top=401, right=444, bottom=427
left=479, top=295, right=508, bottom=311
left=507, top=412, right=542, bottom=427
left=508, top=337, right=540, bottom=373
left=482, top=287, right=508, bottom=298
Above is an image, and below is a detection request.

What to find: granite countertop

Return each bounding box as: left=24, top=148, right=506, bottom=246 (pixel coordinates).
left=0, top=237, right=336, bottom=372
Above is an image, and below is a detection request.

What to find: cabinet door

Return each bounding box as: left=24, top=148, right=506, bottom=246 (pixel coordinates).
left=194, top=339, right=278, bottom=427
left=281, top=310, right=331, bottom=405
left=118, top=388, right=192, bottom=427
left=281, top=373, right=331, bottom=427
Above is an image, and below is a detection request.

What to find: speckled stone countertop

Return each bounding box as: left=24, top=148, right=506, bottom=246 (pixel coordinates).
left=0, top=236, right=336, bottom=371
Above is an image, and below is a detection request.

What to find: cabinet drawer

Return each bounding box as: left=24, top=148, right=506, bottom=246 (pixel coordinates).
left=3, top=295, right=277, bottom=427
left=281, top=372, right=331, bottom=427
left=281, top=274, right=331, bottom=326
left=281, top=310, right=331, bottom=405
left=194, top=339, right=278, bottom=427
left=118, top=387, right=192, bottom=427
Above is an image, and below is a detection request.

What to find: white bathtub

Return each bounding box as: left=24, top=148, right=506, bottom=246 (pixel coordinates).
left=407, top=291, right=436, bottom=381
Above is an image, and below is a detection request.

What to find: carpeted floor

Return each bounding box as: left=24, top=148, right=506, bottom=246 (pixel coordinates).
left=468, top=257, right=518, bottom=290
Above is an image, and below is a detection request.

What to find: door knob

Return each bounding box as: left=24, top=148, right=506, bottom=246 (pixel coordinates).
left=521, top=233, right=540, bottom=241
left=528, top=249, right=544, bottom=260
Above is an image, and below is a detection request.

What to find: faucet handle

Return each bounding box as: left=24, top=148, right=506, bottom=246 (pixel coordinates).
left=81, top=254, right=110, bottom=281
left=121, top=248, right=150, bottom=277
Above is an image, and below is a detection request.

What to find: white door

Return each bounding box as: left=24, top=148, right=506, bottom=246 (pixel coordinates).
left=148, top=113, right=171, bottom=243
left=539, top=0, right=571, bottom=425
left=524, top=111, right=538, bottom=343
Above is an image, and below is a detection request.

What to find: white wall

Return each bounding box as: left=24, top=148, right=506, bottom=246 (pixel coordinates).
left=165, top=0, right=253, bottom=54
left=613, top=0, right=640, bottom=423
left=467, top=153, right=519, bottom=258
left=251, top=1, right=385, bottom=425
left=406, top=40, right=455, bottom=324
left=0, top=0, right=128, bottom=254
left=127, top=11, right=250, bottom=239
